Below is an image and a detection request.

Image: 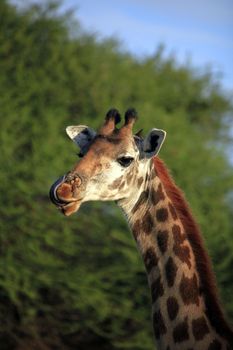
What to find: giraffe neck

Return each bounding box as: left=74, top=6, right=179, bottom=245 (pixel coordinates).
left=118, top=158, right=231, bottom=350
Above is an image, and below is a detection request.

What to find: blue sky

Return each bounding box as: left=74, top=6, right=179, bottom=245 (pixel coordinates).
left=57, top=0, right=233, bottom=92
left=12, top=0, right=233, bottom=91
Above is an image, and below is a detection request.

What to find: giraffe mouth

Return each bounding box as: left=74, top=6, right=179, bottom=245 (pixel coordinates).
left=49, top=175, right=67, bottom=207
left=60, top=200, right=82, bottom=216
left=49, top=176, right=83, bottom=216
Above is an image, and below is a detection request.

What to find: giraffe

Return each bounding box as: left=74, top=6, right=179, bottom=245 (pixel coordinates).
left=49, top=108, right=233, bottom=350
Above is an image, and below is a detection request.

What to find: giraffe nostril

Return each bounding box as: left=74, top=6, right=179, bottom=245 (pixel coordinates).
left=74, top=176, right=82, bottom=187
left=65, top=172, right=83, bottom=188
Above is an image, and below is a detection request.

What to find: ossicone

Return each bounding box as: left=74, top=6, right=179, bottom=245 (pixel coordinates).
left=105, top=108, right=121, bottom=125
left=99, top=108, right=121, bottom=135
left=124, top=108, right=138, bottom=125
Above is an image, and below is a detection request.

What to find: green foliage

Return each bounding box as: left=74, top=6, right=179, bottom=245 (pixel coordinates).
left=0, top=1, right=232, bottom=349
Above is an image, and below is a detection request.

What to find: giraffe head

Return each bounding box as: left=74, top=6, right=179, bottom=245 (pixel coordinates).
left=49, top=108, right=166, bottom=216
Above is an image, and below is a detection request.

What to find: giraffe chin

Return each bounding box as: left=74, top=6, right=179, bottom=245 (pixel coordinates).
left=60, top=200, right=82, bottom=216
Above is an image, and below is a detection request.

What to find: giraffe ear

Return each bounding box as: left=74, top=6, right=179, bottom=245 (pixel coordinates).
left=142, top=128, right=166, bottom=158
left=66, top=125, right=96, bottom=152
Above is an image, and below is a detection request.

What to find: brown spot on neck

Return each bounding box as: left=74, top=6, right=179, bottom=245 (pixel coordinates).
left=172, top=224, right=185, bottom=242
left=157, top=230, right=169, bottom=254
left=151, top=276, right=164, bottom=303
left=153, top=310, right=167, bottom=339
left=179, top=273, right=200, bottom=306
left=192, top=316, right=210, bottom=341
left=174, top=243, right=191, bottom=269
left=156, top=207, right=169, bottom=222
left=132, top=213, right=154, bottom=240
left=165, top=257, right=178, bottom=287
left=172, top=224, right=191, bottom=268
left=143, top=247, right=158, bottom=273
left=173, top=316, right=189, bottom=343
left=151, top=183, right=165, bottom=206
left=167, top=296, right=179, bottom=321
left=141, top=211, right=154, bottom=235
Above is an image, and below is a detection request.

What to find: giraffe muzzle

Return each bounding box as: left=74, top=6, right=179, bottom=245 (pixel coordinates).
left=65, top=172, right=83, bottom=188
left=57, top=174, right=81, bottom=200
left=49, top=173, right=85, bottom=216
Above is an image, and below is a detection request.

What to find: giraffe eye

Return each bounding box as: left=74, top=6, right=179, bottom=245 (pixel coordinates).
left=117, top=156, right=134, bottom=167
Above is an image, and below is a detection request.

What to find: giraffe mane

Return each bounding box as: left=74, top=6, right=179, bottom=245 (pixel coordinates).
left=154, top=157, right=233, bottom=346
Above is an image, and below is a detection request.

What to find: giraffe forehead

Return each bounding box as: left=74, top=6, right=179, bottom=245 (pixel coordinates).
left=72, top=137, right=137, bottom=177
left=89, top=135, right=137, bottom=157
